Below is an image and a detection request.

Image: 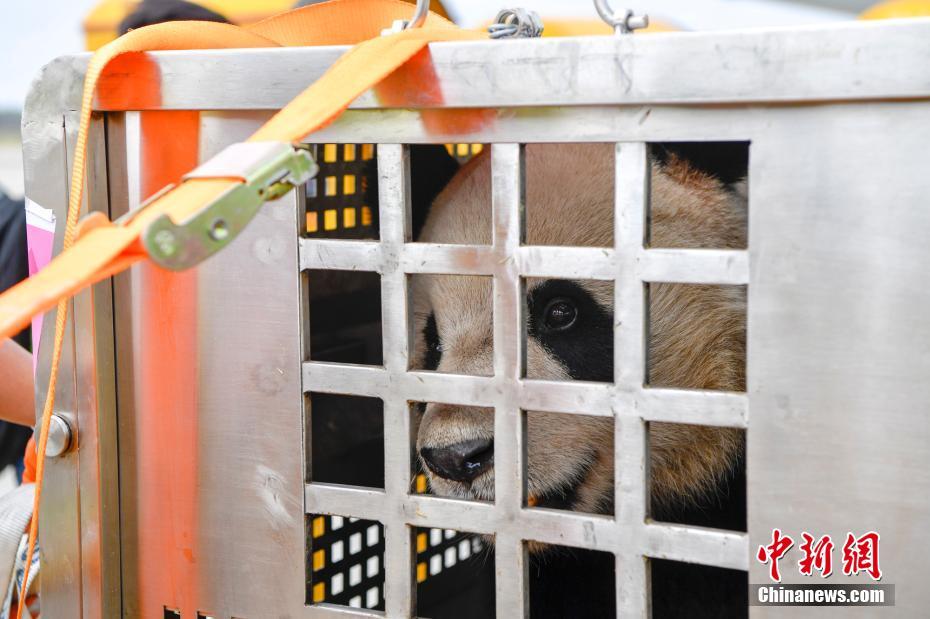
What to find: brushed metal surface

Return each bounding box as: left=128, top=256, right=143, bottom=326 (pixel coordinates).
left=612, top=142, right=650, bottom=616
left=746, top=101, right=930, bottom=618
left=23, top=57, right=96, bottom=617
left=77, top=20, right=930, bottom=112
left=77, top=112, right=123, bottom=619
left=111, top=114, right=307, bottom=618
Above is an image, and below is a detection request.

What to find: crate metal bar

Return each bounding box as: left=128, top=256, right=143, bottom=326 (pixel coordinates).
left=300, top=241, right=620, bottom=280
left=517, top=246, right=617, bottom=281
left=310, top=603, right=382, bottom=619
left=518, top=380, right=615, bottom=417
left=401, top=244, right=498, bottom=275
left=301, top=105, right=808, bottom=146
left=86, top=20, right=930, bottom=113
left=376, top=144, right=416, bottom=618
left=643, top=524, right=749, bottom=571
left=305, top=482, right=747, bottom=561
left=299, top=238, right=748, bottom=285
left=613, top=142, right=651, bottom=617
left=302, top=363, right=749, bottom=428
left=303, top=363, right=499, bottom=407
left=299, top=238, right=382, bottom=272
left=640, top=248, right=749, bottom=286
left=633, top=389, right=748, bottom=429
left=490, top=143, right=529, bottom=618
left=303, top=362, right=389, bottom=398
left=306, top=484, right=388, bottom=522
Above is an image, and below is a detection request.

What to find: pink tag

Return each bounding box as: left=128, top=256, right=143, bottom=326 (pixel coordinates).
left=24, top=199, right=56, bottom=372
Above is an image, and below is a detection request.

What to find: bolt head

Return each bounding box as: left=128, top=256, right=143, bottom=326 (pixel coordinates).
left=45, top=415, right=73, bottom=458
left=627, top=14, right=650, bottom=31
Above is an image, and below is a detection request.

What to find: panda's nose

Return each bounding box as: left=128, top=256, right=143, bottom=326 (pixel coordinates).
left=420, top=438, right=494, bottom=483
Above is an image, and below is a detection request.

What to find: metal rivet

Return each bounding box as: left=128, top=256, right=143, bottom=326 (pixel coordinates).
left=209, top=218, right=230, bottom=242
left=152, top=229, right=178, bottom=257
left=44, top=415, right=73, bottom=458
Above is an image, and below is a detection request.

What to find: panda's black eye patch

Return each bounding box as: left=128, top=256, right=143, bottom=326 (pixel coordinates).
left=422, top=312, right=442, bottom=371
left=542, top=297, right=578, bottom=332
left=527, top=280, right=613, bottom=383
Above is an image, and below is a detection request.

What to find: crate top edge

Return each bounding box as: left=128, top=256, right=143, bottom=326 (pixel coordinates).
left=22, top=18, right=930, bottom=129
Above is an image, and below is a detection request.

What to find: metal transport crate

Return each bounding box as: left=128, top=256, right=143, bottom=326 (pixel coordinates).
left=21, top=16, right=930, bottom=618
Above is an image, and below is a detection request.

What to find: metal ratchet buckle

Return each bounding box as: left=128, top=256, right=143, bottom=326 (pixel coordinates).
left=140, top=141, right=318, bottom=271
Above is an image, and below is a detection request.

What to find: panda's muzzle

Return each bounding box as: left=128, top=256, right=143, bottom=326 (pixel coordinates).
left=420, top=438, right=494, bottom=483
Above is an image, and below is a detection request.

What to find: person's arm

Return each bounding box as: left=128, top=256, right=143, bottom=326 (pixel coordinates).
left=0, top=338, right=35, bottom=428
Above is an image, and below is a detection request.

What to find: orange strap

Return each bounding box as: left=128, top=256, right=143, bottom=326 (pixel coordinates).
left=0, top=1, right=482, bottom=341
left=7, top=2, right=485, bottom=614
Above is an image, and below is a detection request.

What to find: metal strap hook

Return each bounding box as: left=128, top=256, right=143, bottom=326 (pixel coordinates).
left=405, top=0, right=430, bottom=29
left=382, top=0, right=429, bottom=35
left=488, top=8, right=544, bottom=39
left=593, top=0, right=649, bottom=34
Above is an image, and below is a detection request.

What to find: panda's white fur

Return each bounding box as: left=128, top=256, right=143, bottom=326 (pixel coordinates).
left=413, top=143, right=746, bottom=521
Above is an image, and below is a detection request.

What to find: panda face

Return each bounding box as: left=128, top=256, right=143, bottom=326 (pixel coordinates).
left=413, top=274, right=616, bottom=512
left=413, top=143, right=746, bottom=520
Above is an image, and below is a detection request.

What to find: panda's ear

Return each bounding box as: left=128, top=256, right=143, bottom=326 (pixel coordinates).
left=364, top=145, right=461, bottom=240
left=409, top=145, right=461, bottom=240
left=649, top=142, right=749, bottom=187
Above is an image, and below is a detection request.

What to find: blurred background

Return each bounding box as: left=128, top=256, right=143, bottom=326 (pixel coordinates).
left=0, top=0, right=918, bottom=199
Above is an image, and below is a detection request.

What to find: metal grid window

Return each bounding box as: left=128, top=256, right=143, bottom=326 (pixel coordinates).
left=300, top=143, right=750, bottom=617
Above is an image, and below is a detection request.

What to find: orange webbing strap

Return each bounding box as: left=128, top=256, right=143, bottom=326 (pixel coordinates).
left=6, top=1, right=485, bottom=614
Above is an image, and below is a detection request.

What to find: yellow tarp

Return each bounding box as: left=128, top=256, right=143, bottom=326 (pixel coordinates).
left=84, top=0, right=450, bottom=50
left=539, top=18, right=678, bottom=37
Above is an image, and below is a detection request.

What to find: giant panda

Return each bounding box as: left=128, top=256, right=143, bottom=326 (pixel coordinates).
left=403, top=142, right=748, bottom=618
